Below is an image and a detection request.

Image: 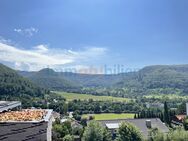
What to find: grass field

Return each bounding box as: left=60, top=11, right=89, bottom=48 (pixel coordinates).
left=56, top=91, right=131, bottom=102
left=144, top=94, right=188, bottom=100
left=82, top=113, right=134, bottom=120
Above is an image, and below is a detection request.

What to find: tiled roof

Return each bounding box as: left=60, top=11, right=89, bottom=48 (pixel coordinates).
left=175, top=115, right=186, bottom=121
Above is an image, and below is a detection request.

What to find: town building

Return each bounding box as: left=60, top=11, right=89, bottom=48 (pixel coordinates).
left=98, top=118, right=169, bottom=139
left=171, top=103, right=188, bottom=126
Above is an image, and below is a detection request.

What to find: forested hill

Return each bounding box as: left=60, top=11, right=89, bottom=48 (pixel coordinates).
left=116, top=65, right=188, bottom=89
left=0, top=63, right=48, bottom=100
left=19, top=68, right=126, bottom=88
left=19, top=68, right=81, bottom=91
left=112, top=65, right=188, bottom=96
left=18, top=64, right=188, bottom=96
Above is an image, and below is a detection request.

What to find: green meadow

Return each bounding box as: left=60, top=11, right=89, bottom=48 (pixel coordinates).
left=56, top=91, right=131, bottom=102
left=144, top=94, right=188, bottom=100
left=82, top=113, right=134, bottom=120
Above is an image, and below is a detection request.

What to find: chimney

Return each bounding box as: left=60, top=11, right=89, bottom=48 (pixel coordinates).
left=146, top=120, right=152, bottom=128
left=186, top=103, right=188, bottom=116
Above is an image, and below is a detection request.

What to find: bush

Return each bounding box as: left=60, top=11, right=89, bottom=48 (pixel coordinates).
left=82, top=121, right=112, bottom=141
left=149, top=128, right=188, bottom=141
left=116, top=122, right=143, bottom=141
left=63, top=135, right=74, bottom=141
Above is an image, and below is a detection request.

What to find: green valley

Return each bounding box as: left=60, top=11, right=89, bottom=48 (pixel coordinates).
left=56, top=91, right=131, bottom=102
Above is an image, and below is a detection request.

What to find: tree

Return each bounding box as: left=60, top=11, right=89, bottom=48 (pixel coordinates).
left=183, top=117, right=188, bottom=130
left=63, top=103, right=68, bottom=115
left=53, top=124, right=69, bottom=140
left=81, top=117, right=88, bottom=127
left=167, top=128, right=188, bottom=141
left=149, top=128, right=165, bottom=141
left=134, top=113, right=137, bottom=119
left=63, top=121, right=72, bottom=134
left=88, top=115, right=95, bottom=120
left=164, top=101, right=170, bottom=125
left=177, top=102, right=186, bottom=114
left=82, top=121, right=112, bottom=141
left=159, top=112, right=164, bottom=122
left=63, top=135, right=74, bottom=141
left=53, top=120, right=73, bottom=140
left=103, top=128, right=112, bottom=141
left=116, top=122, right=143, bottom=141
left=150, top=128, right=188, bottom=141
left=137, top=112, right=140, bottom=118
left=94, top=103, right=101, bottom=113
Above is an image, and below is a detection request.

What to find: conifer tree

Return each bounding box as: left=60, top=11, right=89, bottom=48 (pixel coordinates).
left=164, top=101, right=170, bottom=125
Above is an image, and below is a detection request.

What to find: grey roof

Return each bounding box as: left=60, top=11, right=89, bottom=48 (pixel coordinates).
left=0, top=101, right=21, bottom=112
left=98, top=118, right=169, bottom=138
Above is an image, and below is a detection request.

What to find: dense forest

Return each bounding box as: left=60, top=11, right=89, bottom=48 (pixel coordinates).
left=19, top=64, right=188, bottom=97
left=20, top=68, right=80, bottom=91
left=0, top=63, right=49, bottom=99
left=0, top=63, right=49, bottom=108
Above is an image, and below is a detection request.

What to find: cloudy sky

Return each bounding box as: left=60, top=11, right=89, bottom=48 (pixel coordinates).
left=0, top=0, right=188, bottom=73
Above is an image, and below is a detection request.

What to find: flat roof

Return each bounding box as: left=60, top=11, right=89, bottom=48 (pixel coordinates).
left=0, top=109, right=53, bottom=123
left=0, top=101, right=21, bottom=112
left=106, top=123, right=119, bottom=129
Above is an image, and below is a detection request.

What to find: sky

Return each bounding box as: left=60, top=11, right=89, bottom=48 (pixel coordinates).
left=0, top=0, right=188, bottom=73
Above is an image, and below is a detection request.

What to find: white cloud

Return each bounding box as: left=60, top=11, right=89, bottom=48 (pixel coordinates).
left=0, top=36, right=12, bottom=44
left=0, top=42, right=107, bottom=71
left=14, top=27, right=38, bottom=37
left=14, top=29, right=22, bottom=33
left=34, top=44, right=48, bottom=53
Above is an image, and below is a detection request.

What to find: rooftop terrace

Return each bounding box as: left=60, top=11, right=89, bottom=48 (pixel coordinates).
left=0, top=109, right=52, bottom=122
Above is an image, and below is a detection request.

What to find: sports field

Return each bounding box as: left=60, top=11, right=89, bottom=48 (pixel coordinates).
left=82, top=113, right=134, bottom=120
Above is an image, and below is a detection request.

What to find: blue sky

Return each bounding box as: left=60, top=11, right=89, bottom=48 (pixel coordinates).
left=0, top=0, right=188, bottom=73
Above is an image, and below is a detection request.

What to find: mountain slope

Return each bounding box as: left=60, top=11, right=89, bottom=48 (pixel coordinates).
left=61, top=72, right=126, bottom=87
left=0, top=63, right=48, bottom=99
left=116, top=65, right=188, bottom=88
left=19, top=69, right=126, bottom=89
left=115, top=65, right=188, bottom=96
left=19, top=64, right=188, bottom=96
left=19, top=68, right=80, bottom=91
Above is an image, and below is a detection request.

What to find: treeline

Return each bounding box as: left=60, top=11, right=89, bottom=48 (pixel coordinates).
left=135, top=110, right=164, bottom=120
left=68, top=99, right=142, bottom=115
left=135, top=101, right=177, bottom=128
left=31, top=93, right=68, bottom=115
